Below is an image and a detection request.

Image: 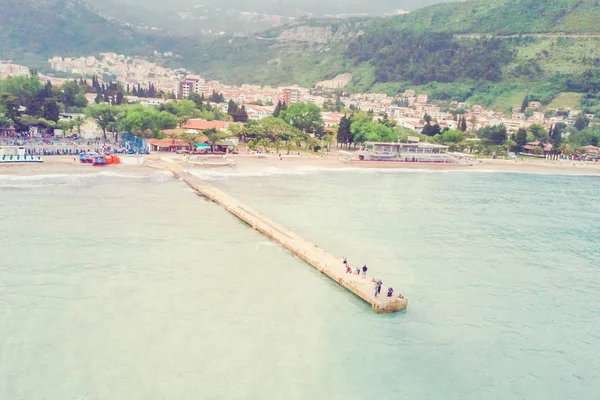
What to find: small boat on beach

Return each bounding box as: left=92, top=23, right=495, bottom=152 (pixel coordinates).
left=186, top=155, right=236, bottom=167
left=0, top=146, right=43, bottom=163
left=79, top=153, right=120, bottom=166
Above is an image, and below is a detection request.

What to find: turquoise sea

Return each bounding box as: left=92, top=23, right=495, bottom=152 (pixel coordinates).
left=1, top=168, right=599, bottom=399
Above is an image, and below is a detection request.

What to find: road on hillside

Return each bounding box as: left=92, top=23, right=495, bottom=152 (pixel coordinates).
left=455, top=33, right=600, bottom=39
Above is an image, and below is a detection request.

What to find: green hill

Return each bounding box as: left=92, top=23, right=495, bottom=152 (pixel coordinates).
left=376, top=0, right=600, bottom=34
left=2, top=0, right=600, bottom=111
left=0, top=0, right=152, bottom=65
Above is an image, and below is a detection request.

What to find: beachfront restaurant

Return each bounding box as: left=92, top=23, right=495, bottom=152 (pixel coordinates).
left=359, top=142, right=455, bottom=163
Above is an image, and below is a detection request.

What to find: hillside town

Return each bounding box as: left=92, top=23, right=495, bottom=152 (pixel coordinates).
left=2, top=55, right=595, bottom=136
left=1, top=55, right=598, bottom=162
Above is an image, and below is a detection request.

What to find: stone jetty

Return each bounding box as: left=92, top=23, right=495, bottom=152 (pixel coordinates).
left=171, top=164, right=408, bottom=314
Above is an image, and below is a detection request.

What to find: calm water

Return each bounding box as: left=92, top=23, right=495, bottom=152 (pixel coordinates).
left=1, top=168, right=599, bottom=399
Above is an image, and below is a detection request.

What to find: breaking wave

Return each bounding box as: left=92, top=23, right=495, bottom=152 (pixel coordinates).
left=187, top=165, right=488, bottom=181
left=0, top=171, right=173, bottom=189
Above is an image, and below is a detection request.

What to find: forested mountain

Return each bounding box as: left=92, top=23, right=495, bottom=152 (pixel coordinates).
left=2, top=0, right=600, bottom=110
left=0, top=0, right=152, bottom=64
left=376, top=0, right=600, bottom=34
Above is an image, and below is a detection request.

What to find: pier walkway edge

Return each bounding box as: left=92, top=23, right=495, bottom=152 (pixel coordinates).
left=169, top=162, right=408, bottom=314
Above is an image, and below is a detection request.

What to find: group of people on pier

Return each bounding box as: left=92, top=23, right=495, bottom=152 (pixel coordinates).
left=341, top=257, right=405, bottom=300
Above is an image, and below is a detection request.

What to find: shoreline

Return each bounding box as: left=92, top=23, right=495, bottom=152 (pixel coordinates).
left=1, top=154, right=600, bottom=177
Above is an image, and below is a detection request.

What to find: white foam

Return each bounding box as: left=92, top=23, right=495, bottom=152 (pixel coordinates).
left=0, top=170, right=172, bottom=189
left=187, top=164, right=600, bottom=180
left=187, top=165, right=479, bottom=181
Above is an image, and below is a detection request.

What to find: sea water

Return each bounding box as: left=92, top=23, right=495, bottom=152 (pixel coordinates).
left=0, top=169, right=599, bottom=399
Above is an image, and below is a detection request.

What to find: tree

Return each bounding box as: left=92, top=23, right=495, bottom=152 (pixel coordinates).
left=0, top=93, right=19, bottom=121
left=257, top=138, right=271, bottom=152
left=438, top=129, right=465, bottom=145
left=460, top=115, right=467, bottom=132
left=350, top=111, right=398, bottom=145
left=273, top=100, right=286, bottom=117
left=574, top=114, right=590, bottom=131
left=172, top=100, right=198, bottom=128
left=61, top=80, right=80, bottom=111
left=42, top=98, right=60, bottom=122
left=521, top=94, right=529, bottom=112
left=337, top=115, right=352, bottom=147
left=203, top=128, right=232, bottom=153
left=280, top=102, right=324, bottom=138
left=180, top=132, right=200, bottom=152
left=188, top=93, right=204, bottom=109
left=227, top=123, right=246, bottom=143
left=209, top=91, right=224, bottom=103
left=56, top=119, right=75, bottom=136
left=528, top=124, right=548, bottom=142
left=335, top=95, right=343, bottom=112
left=0, top=112, right=12, bottom=128
left=379, top=113, right=396, bottom=128
left=505, top=138, right=517, bottom=156
left=85, top=103, right=117, bottom=140
left=235, top=105, right=249, bottom=123
left=0, top=74, right=43, bottom=109
left=550, top=124, right=563, bottom=150
left=72, top=116, right=85, bottom=135
left=478, top=124, right=508, bottom=145
left=322, top=133, right=334, bottom=152
left=227, top=100, right=248, bottom=123
left=514, top=128, right=528, bottom=152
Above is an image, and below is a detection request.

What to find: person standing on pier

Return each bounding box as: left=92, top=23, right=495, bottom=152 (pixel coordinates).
left=362, top=265, right=368, bottom=278
left=374, top=279, right=382, bottom=297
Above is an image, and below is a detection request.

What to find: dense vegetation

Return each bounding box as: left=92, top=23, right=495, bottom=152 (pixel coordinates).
left=0, top=73, right=229, bottom=139
left=0, top=74, right=90, bottom=132
left=347, top=31, right=513, bottom=84
left=377, top=0, right=600, bottom=34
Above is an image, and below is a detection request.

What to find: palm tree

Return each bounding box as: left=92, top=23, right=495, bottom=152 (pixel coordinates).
left=227, top=123, right=246, bottom=143
left=257, top=138, right=271, bottom=152
left=180, top=132, right=200, bottom=153
left=305, top=136, right=319, bottom=152
left=505, top=138, right=516, bottom=157
left=203, top=128, right=233, bottom=153
left=72, top=116, right=85, bottom=135
left=285, top=140, right=296, bottom=155
left=273, top=138, right=282, bottom=154
left=323, top=133, right=334, bottom=152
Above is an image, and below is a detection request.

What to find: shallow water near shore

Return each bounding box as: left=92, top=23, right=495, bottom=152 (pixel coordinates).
left=1, top=169, right=599, bottom=399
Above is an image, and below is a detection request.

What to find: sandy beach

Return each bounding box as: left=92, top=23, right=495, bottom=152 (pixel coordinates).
left=2, top=153, right=600, bottom=177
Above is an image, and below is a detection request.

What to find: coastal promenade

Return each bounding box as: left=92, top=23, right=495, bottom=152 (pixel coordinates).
left=168, top=162, right=408, bottom=314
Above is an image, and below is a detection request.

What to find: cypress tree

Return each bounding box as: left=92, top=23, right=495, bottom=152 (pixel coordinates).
left=227, top=99, right=238, bottom=116
left=273, top=100, right=283, bottom=117
left=337, top=115, right=352, bottom=147
left=521, top=94, right=529, bottom=112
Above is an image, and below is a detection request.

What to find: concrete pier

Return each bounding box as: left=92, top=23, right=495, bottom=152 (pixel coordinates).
left=172, top=165, right=408, bottom=314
